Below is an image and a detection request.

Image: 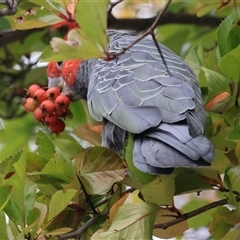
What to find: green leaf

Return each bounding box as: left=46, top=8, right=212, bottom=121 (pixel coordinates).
left=209, top=206, right=234, bottom=239
left=35, top=130, right=55, bottom=160
left=40, top=149, right=75, bottom=183
left=31, top=202, right=48, bottom=236
left=185, top=43, right=204, bottom=77
left=226, top=166, right=240, bottom=192
left=24, top=180, right=37, bottom=220
left=226, top=25, right=240, bottom=52
left=77, top=147, right=126, bottom=195
left=51, top=132, right=84, bottom=159
left=10, top=6, right=62, bottom=30
left=0, top=211, right=8, bottom=239
left=220, top=45, right=240, bottom=80
left=217, top=11, right=238, bottom=58
left=41, top=28, right=108, bottom=62
left=202, top=68, right=231, bottom=103
left=92, top=202, right=158, bottom=240
left=48, top=189, right=77, bottom=221
left=0, top=185, right=12, bottom=213
left=75, top=0, right=109, bottom=52
left=226, top=125, right=240, bottom=141
left=4, top=150, right=27, bottom=224
left=174, top=171, right=212, bottom=195
left=124, top=134, right=156, bottom=184
left=140, top=175, right=175, bottom=206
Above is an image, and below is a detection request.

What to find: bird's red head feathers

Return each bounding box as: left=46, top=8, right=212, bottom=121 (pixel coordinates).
left=46, top=62, right=62, bottom=78
left=61, top=60, right=82, bottom=86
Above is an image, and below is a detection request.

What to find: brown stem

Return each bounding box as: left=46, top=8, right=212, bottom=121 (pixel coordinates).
left=154, top=198, right=228, bottom=230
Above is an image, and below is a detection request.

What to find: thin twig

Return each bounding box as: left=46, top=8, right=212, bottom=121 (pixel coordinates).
left=107, top=0, right=172, bottom=61
left=154, top=198, right=228, bottom=230
left=76, top=174, right=98, bottom=215
left=108, top=0, right=123, bottom=14
left=56, top=214, right=101, bottom=240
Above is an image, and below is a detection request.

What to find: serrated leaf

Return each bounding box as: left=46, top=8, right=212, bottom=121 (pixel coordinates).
left=226, top=125, right=240, bottom=141
left=202, top=68, right=231, bottom=104
left=35, top=130, right=55, bottom=160
left=217, top=11, right=238, bottom=58
left=226, top=166, right=240, bottom=192
left=4, top=150, right=27, bottom=224
left=220, top=45, right=240, bottom=81
left=92, top=202, right=158, bottom=240
left=141, top=175, right=175, bottom=206
left=48, top=189, right=77, bottom=221
left=153, top=209, right=188, bottom=239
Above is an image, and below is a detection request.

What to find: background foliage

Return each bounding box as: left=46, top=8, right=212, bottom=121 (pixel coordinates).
left=1, top=0, right=240, bottom=239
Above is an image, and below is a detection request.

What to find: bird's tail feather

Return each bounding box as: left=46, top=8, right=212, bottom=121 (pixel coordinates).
left=133, top=121, right=214, bottom=175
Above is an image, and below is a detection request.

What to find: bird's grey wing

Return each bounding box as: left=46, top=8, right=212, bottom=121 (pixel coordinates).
left=87, top=35, right=205, bottom=136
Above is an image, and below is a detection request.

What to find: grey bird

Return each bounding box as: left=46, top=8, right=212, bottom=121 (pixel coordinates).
left=47, top=30, right=215, bottom=175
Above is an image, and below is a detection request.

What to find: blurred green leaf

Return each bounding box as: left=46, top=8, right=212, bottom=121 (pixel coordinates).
left=217, top=11, right=238, bottom=58
left=220, top=45, right=240, bottom=81
left=51, top=132, right=84, bottom=159
left=36, top=130, right=55, bottom=160
left=226, top=166, right=240, bottom=192
left=48, top=189, right=77, bottom=221
left=141, top=175, right=175, bottom=206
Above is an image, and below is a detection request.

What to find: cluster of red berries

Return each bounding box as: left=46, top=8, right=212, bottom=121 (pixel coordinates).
left=23, top=84, right=70, bottom=133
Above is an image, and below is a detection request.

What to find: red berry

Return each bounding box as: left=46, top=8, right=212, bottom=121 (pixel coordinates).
left=34, top=89, right=47, bottom=104
left=49, top=119, right=65, bottom=133
left=47, top=87, right=60, bottom=100
left=55, top=95, right=70, bottom=110
left=40, top=100, right=55, bottom=115
left=23, top=98, right=37, bottom=112
left=55, top=108, right=64, bottom=117
left=44, top=114, right=58, bottom=125
left=34, top=107, right=47, bottom=121
left=28, top=84, right=41, bottom=97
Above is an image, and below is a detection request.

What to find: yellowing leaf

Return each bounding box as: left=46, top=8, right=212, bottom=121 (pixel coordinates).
left=109, top=193, right=129, bottom=222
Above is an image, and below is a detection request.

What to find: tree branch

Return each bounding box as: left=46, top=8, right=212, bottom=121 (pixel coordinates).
left=108, top=12, right=226, bottom=32
left=56, top=214, right=101, bottom=240
left=154, top=198, right=228, bottom=230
